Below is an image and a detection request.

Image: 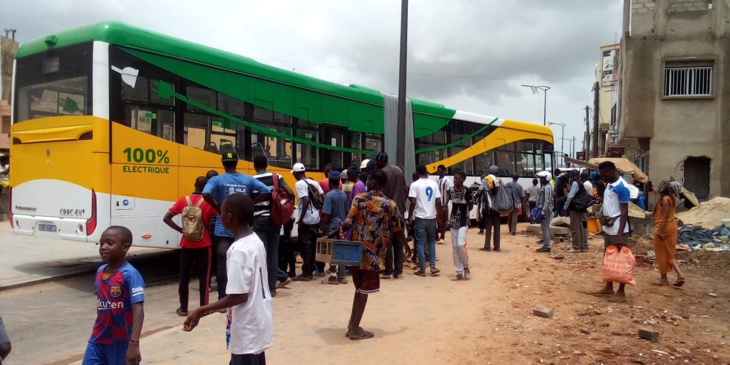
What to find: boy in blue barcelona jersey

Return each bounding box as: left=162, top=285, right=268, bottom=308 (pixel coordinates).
left=203, top=148, right=270, bottom=300
left=83, top=226, right=145, bottom=365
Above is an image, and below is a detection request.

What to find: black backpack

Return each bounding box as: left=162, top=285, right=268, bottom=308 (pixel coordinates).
left=569, top=182, right=594, bottom=212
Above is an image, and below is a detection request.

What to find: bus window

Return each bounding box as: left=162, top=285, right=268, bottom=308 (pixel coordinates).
left=125, top=106, right=176, bottom=141
left=261, top=125, right=293, bottom=168
left=294, top=120, right=319, bottom=170
left=186, top=86, right=216, bottom=112
left=183, top=113, right=209, bottom=150
left=349, top=132, right=363, bottom=169
left=17, top=77, right=88, bottom=121
left=218, top=93, right=245, bottom=118
left=364, top=134, right=382, bottom=153
left=474, top=151, right=495, bottom=176
left=211, top=117, right=236, bottom=153
left=121, top=76, right=149, bottom=103
left=544, top=153, right=554, bottom=172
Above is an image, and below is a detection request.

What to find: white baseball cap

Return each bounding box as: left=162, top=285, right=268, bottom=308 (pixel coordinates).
left=360, top=159, right=370, bottom=170
left=292, top=162, right=306, bottom=173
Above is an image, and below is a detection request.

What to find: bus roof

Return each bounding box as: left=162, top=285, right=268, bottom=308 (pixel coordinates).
left=17, top=21, right=552, bottom=137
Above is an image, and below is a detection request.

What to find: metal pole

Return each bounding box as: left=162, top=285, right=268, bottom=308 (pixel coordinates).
left=543, top=89, right=548, bottom=126
left=560, top=125, right=564, bottom=167
left=395, top=0, right=408, bottom=167
left=584, top=106, right=591, bottom=158
left=592, top=81, right=600, bottom=158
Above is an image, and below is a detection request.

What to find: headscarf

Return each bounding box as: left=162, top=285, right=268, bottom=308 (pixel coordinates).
left=658, top=178, right=682, bottom=196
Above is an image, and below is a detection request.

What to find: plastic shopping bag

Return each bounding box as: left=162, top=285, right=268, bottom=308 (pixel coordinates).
left=602, top=245, right=637, bottom=286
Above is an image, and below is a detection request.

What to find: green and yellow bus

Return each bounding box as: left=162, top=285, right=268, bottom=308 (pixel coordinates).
left=10, top=22, right=554, bottom=248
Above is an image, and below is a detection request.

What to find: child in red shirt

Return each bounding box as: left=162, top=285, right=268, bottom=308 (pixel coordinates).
left=164, top=176, right=218, bottom=316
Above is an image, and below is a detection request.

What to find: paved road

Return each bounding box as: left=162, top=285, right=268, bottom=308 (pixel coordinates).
left=0, top=222, right=184, bottom=365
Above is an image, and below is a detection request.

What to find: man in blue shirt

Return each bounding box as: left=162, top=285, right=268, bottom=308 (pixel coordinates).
left=203, top=148, right=270, bottom=300
left=320, top=170, right=350, bottom=284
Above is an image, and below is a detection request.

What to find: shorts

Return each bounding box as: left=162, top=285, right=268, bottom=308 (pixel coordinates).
left=82, top=341, right=129, bottom=365
left=0, top=316, right=9, bottom=345
left=350, top=268, right=380, bottom=294
left=231, top=352, right=266, bottom=365
left=604, top=233, right=630, bottom=248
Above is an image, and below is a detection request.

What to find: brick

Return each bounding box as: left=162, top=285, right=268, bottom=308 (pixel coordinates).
left=639, top=328, right=660, bottom=343
left=533, top=305, right=554, bottom=319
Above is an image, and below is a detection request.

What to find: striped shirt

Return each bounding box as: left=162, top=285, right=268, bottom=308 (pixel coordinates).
left=252, top=170, right=288, bottom=217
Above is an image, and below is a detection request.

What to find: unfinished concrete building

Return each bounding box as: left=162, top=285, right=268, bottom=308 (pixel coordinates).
left=615, top=0, right=729, bottom=200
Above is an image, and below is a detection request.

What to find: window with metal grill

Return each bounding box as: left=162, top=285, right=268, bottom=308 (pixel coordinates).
left=663, top=61, right=714, bottom=97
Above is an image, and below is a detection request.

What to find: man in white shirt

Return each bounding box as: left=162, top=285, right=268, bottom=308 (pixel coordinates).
left=436, top=165, right=452, bottom=244
left=594, top=161, right=631, bottom=303
left=408, top=164, right=442, bottom=277
left=292, top=162, right=325, bottom=281
left=183, top=194, right=273, bottom=364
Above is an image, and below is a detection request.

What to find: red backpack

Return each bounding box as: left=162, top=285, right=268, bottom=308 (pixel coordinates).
left=270, top=172, right=294, bottom=226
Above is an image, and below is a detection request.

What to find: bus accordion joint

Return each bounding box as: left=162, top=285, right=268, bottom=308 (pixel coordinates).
left=86, top=189, right=97, bottom=236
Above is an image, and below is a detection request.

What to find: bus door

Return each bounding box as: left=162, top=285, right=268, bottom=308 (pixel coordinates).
left=322, top=125, right=347, bottom=170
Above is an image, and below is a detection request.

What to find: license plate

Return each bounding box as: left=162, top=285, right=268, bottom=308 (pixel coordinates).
left=38, top=223, right=58, bottom=232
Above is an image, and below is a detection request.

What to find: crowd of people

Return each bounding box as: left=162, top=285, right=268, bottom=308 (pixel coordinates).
left=67, top=147, right=687, bottom=365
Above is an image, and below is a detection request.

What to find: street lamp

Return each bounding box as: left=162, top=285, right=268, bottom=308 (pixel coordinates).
left=549, top=122, right=566, bottom=167
left=521, top=85, right=551, bottom=125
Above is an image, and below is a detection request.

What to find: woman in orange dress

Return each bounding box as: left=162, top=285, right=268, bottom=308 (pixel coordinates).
left=651, top=179, right=685, bottom=287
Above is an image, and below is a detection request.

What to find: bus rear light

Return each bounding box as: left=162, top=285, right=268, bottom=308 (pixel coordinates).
left=141, top=234, right=151, bottom=239
left=86, top=189, right=97, bottom=236
left=8, top=187, right=13, bottom=229
left=78, top=224, right=84, bottom=233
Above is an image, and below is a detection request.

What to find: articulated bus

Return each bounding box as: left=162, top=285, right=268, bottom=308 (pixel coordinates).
left=10, top=22, right=554, bottom=248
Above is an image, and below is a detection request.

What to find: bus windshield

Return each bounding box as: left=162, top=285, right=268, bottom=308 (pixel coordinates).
left=14, top=42, right=92, bottom=123
left=16, top=77, right=88, bottom=122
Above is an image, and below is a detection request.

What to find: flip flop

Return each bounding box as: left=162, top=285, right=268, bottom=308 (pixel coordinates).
left=277, top=277, right=293, bottom=288
left=349, top=330, right=374, bottom=341
left=673, top=277, right=686, bottom=287
left=176, top=308, right=188, bottom=317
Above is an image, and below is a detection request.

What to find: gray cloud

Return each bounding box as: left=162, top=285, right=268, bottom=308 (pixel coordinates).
left=1, top=0, right=623, bottom=149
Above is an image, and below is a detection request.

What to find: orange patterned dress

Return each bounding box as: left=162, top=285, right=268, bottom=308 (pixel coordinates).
left=653, top=195, right=678, bottom=274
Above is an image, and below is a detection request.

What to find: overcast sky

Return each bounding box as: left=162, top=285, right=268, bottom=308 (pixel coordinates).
left=2, top=0, right=623, bottom=156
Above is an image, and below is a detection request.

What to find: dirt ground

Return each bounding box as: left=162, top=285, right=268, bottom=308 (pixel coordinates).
left=10, top=221, right=729, bottom=365
left=126, top=222, right=730, bottom=364
left=431, top=224, right=730, bottom=365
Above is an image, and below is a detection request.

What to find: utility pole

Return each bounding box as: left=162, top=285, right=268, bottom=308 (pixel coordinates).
left=395, top=0, right=409, bottom=168
left=584, top=106, right=591, bottom=159
left=592, top=82, right=600, bottom=158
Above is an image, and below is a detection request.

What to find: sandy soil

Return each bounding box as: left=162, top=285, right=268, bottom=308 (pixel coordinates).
left=50, top=222, right=730, bottom=365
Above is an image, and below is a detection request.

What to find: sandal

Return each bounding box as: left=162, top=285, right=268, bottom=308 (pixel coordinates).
left=673, top=277, right=685, bottom=287
left=176, top=308, right=188, bottom=317
left=348, top=330, right=374, bottom=341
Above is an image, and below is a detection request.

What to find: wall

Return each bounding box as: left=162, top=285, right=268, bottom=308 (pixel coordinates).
left=618, top=0, right=729, bottom=198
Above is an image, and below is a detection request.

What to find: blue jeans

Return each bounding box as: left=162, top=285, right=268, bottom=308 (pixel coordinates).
left=414, top=218, right=437, bottom=271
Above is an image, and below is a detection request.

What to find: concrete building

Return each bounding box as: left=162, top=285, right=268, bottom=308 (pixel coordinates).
left=1, top=33, right=19, bottom=153
left=595, top=43, right=620, bottom=157
left=614, top=0, right=729, bottom=200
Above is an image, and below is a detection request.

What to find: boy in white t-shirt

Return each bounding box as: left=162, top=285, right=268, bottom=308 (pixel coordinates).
left=184, top=194, right=273, bottom=365
left=408, top=164, right=442, bottom=277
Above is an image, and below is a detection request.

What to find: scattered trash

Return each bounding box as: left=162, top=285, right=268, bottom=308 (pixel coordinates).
left=550, top=254, right=564, bottom=260
left=646, top=250, right=656, bottom=260
left=708, top=292, right=718, bottom=298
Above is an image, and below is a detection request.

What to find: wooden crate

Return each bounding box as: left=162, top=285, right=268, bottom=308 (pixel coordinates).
left=316, top=238, right=362, bottom=266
